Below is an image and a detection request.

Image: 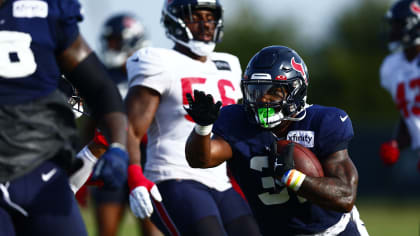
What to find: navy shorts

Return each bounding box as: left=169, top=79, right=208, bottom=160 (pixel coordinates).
left=150, top=179, right=253, bottom=235
left=0, top=161, right=87, bottom=236
left=91, top=183, right=129, bottom=205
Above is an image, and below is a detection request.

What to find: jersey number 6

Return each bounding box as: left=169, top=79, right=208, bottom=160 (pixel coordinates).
left=181, top=77, right=236, bottom=122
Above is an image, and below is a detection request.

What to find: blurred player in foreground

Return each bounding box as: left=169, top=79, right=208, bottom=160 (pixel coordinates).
left=379, top=0, right=420, bottom=169
left=185, top=45, right=369, bottom=236
left=124, top=0, right=261, bottom=235
left=0, top=0, right=129, bottom=235
left=92, top=13, right=162, bottom=236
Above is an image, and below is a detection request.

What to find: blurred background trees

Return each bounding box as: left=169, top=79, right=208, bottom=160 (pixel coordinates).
left=217, top=0, right=419, bottom=197
left=218, top=0, right=393, bottom=123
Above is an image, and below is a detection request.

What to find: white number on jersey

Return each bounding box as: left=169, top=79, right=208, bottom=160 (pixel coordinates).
left=250, top=155, right=306, bottom=205
left=0, top=31, right=37, bottom=78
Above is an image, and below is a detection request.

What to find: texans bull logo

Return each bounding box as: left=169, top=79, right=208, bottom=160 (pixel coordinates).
left=291, top=57, right=308, bottom=85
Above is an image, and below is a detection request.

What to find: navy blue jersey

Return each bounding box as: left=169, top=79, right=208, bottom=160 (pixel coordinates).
left=0, top=0, right=83, bottom=105
left=213, top=104, right=354, bottom=235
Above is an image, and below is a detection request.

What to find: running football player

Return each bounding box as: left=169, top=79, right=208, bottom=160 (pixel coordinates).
left=379, top=0, right=420, bottom=168
left=0, top=0, right=128, bottom=235
left=185, top=45, right=370, bottom=236
left=125, top=0, right=261, bottom=235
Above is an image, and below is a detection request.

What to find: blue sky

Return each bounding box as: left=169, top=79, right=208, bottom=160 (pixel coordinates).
left=78, top=0, right=392, bottom=52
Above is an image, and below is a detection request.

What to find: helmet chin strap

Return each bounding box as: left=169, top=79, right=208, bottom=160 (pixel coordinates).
left=284, top=103, right=311, bottom=122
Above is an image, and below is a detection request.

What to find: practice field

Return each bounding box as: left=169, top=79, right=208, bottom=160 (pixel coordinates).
left=81, top=197, right=420, bottom=236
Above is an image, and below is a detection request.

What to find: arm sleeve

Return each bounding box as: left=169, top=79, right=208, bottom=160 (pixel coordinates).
left=55, top=0, right=84, bottom=52
left=379, top=54, right=398, bottom=100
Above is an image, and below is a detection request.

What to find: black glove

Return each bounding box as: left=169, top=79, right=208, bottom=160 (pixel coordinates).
left=270, top=141, right=295, bottom=185
left=185, top=90, right=222, bottom=126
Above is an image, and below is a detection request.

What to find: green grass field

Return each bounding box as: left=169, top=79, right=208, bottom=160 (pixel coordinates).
left=81, top=197, right=420, bottom=236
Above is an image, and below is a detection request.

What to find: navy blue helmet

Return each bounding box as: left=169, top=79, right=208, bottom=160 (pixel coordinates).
left=241, top=46, right=309, bottom=129
left=161, top=0, right=223, bottom=56
left=100, top=13, right=149, bottom=68
left=385, top=0, right=420, bottom=51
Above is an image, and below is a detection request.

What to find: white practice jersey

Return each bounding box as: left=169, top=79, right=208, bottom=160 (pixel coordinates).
left=380, top=51, right=420, bottom=149
left=127, top=47, right=243, bottom=191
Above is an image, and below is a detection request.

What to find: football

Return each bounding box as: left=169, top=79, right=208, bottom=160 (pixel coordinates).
left=277, top=140, right=324, bottom=177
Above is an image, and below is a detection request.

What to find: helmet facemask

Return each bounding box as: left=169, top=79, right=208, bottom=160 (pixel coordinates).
left=242, top=76, right=307, bottom=129
left=162, top=1, right=223, bottom=56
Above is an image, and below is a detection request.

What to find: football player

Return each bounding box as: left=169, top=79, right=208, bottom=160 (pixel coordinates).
left=0, top=0, right=129, bottom=236
left=185, top=46, right=370, bottom=235
left=379, top=0, right=420, bottom=168
left=92, top=13, right=162, bottom=236
left=125, top=0, right=261, bottom=235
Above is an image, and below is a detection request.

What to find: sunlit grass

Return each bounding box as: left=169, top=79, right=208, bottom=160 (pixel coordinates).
left=80, top=197, right=420, bottom=236
left=356, top=197, right=420, bottom=236
left=80, top=199, right=142, bottom=236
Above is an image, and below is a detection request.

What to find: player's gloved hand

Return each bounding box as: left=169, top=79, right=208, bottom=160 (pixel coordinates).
left=379, top=140, right=400, bottom=166
left=185, top=90, right=222, bottom=126
left=128, top=164, right=162, bottom=219
left=270, top=141, right=295, bottom=184
left=91, top=143, right=129, bottom=189
left=270, top=141, right=306, bottom=192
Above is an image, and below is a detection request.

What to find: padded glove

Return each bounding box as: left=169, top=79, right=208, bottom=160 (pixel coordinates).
left=128, top=164, right=162, bottom=219
left=91, top=143, right=129, bottom=189
left=270, top=141, right=295, bottom=186
left=185, top=90, right=222, bottom=126
left=379, top=140, right=400, bottom=166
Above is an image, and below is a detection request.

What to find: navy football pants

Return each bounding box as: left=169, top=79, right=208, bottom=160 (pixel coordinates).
left=150, top=179, right=260, bottom=236
left=0, top=161, right=87, bottom=236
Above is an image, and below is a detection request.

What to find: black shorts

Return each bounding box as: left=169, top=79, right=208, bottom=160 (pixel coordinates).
left=0, top=90, right=79, bottom=182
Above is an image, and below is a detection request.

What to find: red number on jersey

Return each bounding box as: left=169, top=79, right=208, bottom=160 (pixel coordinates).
left=218, top=79, right=236, bottom=106
left=181, top=77, right=206, bottom=122
left=181, top=77, right=237, bottom=122
left=409, top=78, right=420, bottom=115
left=396, top=82, right=409, bottom=118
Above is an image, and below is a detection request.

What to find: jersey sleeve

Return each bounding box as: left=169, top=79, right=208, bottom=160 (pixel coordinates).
left=316, top=108, right=354, bottom=158
left=379, top=53, right=399, bottom=98
left=211, top=52, right=243, bottom=101
left=213, top=105, right=255, bottom=146
left=55, top=0, right=83, bottom=52
left=213, top=105, right=238, bottom=140
left=126, top=47, right=171, bottom=95
left=230, top=55, right=243, bottom=100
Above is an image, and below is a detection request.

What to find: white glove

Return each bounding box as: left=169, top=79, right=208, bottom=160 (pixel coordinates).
left=128, top=164, right=162, bottom=218
left=129, top=185, right=162, bottom=218
left=69, top=145, right=97, bottom=194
